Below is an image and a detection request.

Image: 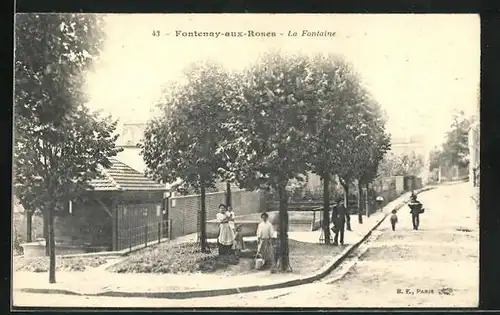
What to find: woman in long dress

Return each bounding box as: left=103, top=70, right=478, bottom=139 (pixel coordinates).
left=216, top=204, right=234, bottom=255
left=226, top=206, right=238, bottom=252
left=256, top=212, right=275, bottom=269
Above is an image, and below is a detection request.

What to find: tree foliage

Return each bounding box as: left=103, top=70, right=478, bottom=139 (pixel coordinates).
left=142, top=51, right=392, bottom=270
left=304, top=55, right=375, bottom=240
left=356, top=104, right=391, bottom=186
left=14, top=13, right=114, bottom=283
left=441, top=111, right=471, bottom=168
left=15, top=13, right=105, bottom=126
left=378, top=151, right=425, bottom=177
left=222, top=53, right=314, bottom=271
left=428, top=146, right=443, bottom=171
left=221, top=53, right=312, bottom=191
left=140, top=62, right=238, bottom=252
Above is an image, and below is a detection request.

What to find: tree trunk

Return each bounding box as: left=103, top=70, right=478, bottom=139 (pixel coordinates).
left=341, top=181, right=352, bottom=231
left=199, top=182, right=208, bottom=253
left=26, top=211, right=33, bottom=243
left=322, top=173, right=331, bottom=244
left=365, top=183, right=370, bottom=216
left=357, top=181, right=363, bottom=224
left=43, top=211, right=49, bottom=256
left=48, top=206, right=56, bottom=283
left=277, top=180, right=291, bottom=272
left=225, top=182, right=232, bottom=208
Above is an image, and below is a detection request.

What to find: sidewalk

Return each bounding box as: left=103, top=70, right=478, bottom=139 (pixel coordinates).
left=14, top=188, right=432, bottom=299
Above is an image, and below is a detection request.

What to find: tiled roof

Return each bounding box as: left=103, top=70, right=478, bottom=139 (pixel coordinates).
left=89, top=158, right=166, bottom=191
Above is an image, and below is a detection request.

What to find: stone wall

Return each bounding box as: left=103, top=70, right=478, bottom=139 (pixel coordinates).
left=168, top=189, right=265, bottom=238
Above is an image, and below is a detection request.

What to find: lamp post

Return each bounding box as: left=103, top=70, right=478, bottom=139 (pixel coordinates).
left=143, top=208, right=148, bottom=247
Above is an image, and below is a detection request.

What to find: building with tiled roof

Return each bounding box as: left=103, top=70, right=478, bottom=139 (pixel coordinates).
left=38, top=156, right=171, bottom=256
left=89, top=158, right=166, bottom=191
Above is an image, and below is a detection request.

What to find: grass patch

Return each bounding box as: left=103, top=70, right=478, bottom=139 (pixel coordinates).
left=14, top=256, right=108, bottom=272
left=108, top=242, right=250, bottom=274
left=108, top=239, right=342, bottom=276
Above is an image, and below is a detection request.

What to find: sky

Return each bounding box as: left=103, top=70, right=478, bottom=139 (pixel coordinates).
left=85, top=14, right=480, bottom=148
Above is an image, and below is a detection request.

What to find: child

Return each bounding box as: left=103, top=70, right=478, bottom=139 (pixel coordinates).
left=226, top=206, right=236, bottom=233
left=232, top=224, right=245, bottom=256
left=390, top=209, right=398, bottom=231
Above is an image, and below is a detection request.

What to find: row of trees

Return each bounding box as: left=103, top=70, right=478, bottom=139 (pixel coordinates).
left=14, top=14, right=121, bottom=283
left=140, top=53, right=391, bottom=271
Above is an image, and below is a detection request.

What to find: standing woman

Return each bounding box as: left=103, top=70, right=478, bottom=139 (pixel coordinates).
left=216, top=204, right=234, bottom=255
left=256, top=212, right=275, bottom=269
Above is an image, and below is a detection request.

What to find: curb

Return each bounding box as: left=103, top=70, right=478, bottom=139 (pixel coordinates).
left=18, top=187, right=436, bottom=299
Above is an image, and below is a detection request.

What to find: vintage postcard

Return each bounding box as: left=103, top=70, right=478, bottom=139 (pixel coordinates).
left=13, top=13, right=479, bottom=308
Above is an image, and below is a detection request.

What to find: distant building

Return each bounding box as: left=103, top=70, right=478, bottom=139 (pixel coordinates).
left=115, top=122, right=149, bottom=174
left=389, top=135, right=428, bottom=158
left=115, top=122, right=234, bottom=192
left=389, top=134, right=430, bottom=182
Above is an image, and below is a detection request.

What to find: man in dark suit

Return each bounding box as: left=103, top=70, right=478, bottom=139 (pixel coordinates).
left=331, top=197, right=350, bottom=245
left=408, top=194, right=423, bottom=230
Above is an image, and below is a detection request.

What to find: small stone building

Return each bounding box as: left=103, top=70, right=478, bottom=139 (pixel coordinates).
left=54, top=157, right=168, bottom=252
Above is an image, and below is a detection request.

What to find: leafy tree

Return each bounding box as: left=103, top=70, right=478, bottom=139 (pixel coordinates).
left=223, top=52, right=312, bottom=271
left=355, top=124, right=391, bottom=221
left=14, top=13, right=112, bottom=283
left=324, top=65, right=375, bottom=228
left=141, top=62, right=236, bottom=253
left=441, top=111, right=471, bottom=169
left=428, top=146, right=443, bottom=171
left=213, top=71, right=248, bottom=208
left=351, top=97, right=391, bottom=218
left=14, top=109, right=120, bottom=283
left=305, top=55, right=367, bottom=242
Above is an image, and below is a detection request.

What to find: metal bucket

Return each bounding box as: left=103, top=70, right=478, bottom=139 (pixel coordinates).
left=255, top=255, right=265, bottom=270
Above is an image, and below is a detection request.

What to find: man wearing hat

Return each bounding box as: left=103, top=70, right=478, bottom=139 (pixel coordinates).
left=408, top=194, right=424, bottom=230
left=331, top=196, right=350, bottom=245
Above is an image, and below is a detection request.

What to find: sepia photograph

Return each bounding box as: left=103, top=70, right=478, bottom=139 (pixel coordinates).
left=12, top=13, right=480, bottom=308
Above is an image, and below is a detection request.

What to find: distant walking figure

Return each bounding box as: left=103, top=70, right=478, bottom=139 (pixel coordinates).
left=390, top=209, right=398, bottom=231
left=331, top=197, right=350, bottom=245
left=408, top=194, right=424, bottom=230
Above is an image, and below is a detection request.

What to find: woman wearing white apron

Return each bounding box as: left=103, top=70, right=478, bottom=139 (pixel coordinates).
left=216, top=204, right=234, bottom=255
